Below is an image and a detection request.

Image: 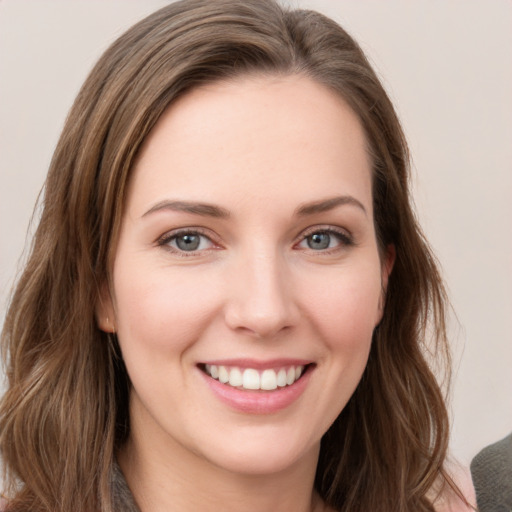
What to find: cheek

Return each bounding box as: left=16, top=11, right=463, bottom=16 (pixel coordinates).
left=112, top=264, right=221, bottom=357
left=300, top=261, right=382, bottom=351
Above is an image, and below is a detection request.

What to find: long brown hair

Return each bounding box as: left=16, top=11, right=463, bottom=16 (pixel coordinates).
left=1, top=1, right=457, bottom=510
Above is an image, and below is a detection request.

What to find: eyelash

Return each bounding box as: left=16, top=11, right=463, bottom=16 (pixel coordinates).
left=157, top=228, right=219, bottom=257
left=156, top=226, right=354, bottom=256
left=295, top=226, right=354, bottom=254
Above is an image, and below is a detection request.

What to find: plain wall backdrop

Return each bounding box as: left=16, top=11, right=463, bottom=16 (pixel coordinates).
left=0, top=0, right=511, bottom=468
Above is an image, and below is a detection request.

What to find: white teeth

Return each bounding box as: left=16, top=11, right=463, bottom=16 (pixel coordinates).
left=204, top=364, right=307, bottom=390
left=210, top=365, right=219, bottom=379
left=261, top=369, right=277, bottom=390
left=218, top=366, right=229, bottom=384
left=277, top=368, right=287, bottom=387
left=243, top=369, right=260, bottom=390
left=229, top=367, right=243, bottom=387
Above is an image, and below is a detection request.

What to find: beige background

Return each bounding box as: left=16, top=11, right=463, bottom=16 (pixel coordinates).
left=0, top=0, right=511, bottom=467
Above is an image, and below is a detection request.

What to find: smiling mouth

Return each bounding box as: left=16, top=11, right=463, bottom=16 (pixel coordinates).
left=200, top=363, right=312, bottom=391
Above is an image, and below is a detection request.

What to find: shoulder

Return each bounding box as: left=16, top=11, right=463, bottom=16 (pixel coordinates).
left=470, top=433, right=512, bottom=511
left=471, top=432, right=512, bottom=483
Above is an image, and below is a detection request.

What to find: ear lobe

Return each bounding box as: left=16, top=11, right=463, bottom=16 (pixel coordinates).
left=377, top=244, right=396, bottom=322
left=96, top=282, right=116, bottom=333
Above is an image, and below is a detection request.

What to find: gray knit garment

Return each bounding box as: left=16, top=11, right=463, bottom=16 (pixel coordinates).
left=111, top=462, right=141, bottom=512
left=470, top=432, right=512, bottom=512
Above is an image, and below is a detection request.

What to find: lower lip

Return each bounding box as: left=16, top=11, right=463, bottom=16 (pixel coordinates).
left=200, top=367, right=313, bottom=414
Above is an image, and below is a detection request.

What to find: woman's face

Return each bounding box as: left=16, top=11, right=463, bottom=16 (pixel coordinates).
left=99, top=75, right=393, bottom=476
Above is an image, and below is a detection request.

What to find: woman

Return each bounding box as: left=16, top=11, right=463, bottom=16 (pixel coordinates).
left=0, top=1, right=474, bottom=511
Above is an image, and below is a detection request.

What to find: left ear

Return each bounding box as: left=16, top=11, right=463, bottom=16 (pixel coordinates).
left=377, top=244, right=396, bottom=323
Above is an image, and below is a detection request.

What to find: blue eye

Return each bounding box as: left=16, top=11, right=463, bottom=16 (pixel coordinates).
left=307, top=232, right=332, bottom=250
left=298, top=229, right=352, bottom=251
left=161, top=231, right=214, bottom=253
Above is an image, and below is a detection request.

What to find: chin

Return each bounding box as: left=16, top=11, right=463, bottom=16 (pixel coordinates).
left=195, top=427, right=321, bottom=477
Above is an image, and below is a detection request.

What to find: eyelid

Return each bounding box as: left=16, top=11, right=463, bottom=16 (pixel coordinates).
left=294, top=225, right=354, bottom=251
left=299, top=224, right=352, bottom=239
left=156, top=227, right=221, bottom=255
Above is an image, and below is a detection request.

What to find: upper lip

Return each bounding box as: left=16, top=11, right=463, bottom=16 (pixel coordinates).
left=198, top=358, right=313, bottom=370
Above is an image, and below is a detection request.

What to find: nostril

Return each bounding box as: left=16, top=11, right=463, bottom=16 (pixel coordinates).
left=224, top=309, right=298, bottom=339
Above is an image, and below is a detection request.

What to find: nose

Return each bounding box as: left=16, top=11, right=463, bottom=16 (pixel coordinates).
left=224, top=251, right=300, bottom=338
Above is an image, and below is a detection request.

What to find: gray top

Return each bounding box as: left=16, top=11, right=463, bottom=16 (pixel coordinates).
left=112, top=462, right=141, bottom=512
left=470, top=432, right=512, bottom=512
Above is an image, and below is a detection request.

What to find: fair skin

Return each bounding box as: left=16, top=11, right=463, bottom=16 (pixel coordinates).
left=98, top=74, right=394, bottom=512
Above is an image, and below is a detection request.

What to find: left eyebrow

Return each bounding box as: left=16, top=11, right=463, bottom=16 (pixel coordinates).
left=142, top=200, right=231, bottom=219
left=295, top=195, right=368, bottom=217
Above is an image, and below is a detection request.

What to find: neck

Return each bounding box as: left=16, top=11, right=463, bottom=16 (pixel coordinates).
left=118, top=417, right=326, bottom=512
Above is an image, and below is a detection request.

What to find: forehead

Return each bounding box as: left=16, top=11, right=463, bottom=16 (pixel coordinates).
left=127, top=74, right=372, bottom=217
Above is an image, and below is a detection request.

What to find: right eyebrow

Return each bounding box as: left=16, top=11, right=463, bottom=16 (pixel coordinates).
left=295, top=195, right=367, bottom=217
left=141, top=200, right=231, bottom=219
